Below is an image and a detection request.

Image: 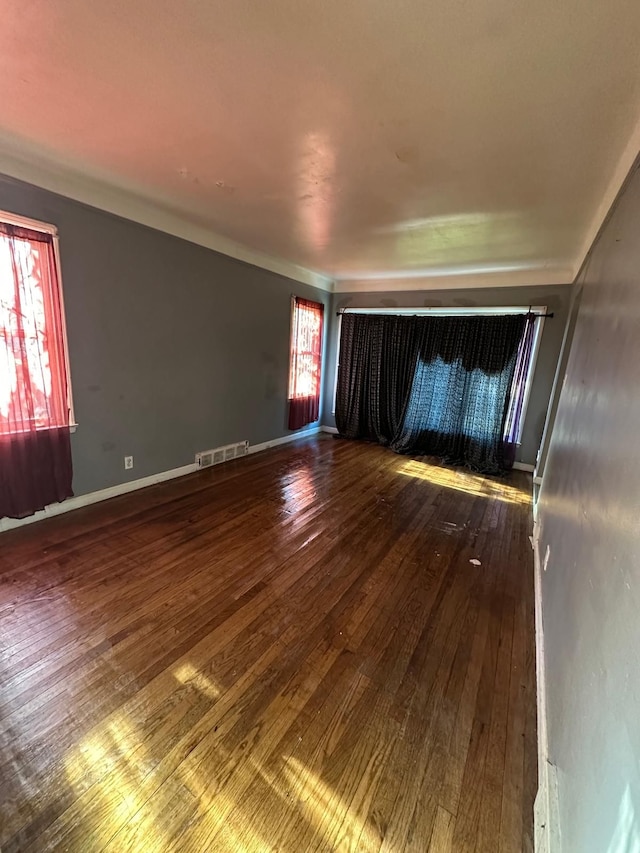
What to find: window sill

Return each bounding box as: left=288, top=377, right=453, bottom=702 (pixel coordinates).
left=1, top=423, right=79, bottom=436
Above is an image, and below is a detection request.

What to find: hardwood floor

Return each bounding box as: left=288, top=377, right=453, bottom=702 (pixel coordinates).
left=0, top=436, right=536, bottom=852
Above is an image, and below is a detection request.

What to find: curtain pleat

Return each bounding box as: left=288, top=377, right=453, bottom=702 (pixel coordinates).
left=335, top=313, right=527, bottom=474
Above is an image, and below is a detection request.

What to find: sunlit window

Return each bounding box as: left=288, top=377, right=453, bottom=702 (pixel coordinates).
left=287, top=296, right=324, bottom=431
left=288, top=297, right=323, bottom=400
left=0, top=213, right=73, bottom=435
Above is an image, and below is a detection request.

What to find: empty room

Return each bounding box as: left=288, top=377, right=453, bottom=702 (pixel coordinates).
left=1, top=2, right=639, bottom=852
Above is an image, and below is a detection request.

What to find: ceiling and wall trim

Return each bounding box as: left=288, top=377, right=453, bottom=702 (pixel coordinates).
left=573, top=113, right=640, bottom=280
left=333, top=266, right=574, bottom=293
left=0, top=142, right=333, bottom=292
left=0, top=127, right=638, bottom=296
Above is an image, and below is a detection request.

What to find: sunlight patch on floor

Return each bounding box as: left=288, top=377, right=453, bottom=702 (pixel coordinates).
left=181, top=765, right=274, bottom=853
left=174, top=662, right=221, bottom=698
left=65, top=717, right=166, bottom=853
left=281, top=755, right=381, bottom=851
left=397, top=459, right=530, bottom=505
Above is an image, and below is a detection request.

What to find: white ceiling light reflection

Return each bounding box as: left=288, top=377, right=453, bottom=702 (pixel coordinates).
left=296, top=131, right=336, bottom=254
left=335, top=260, right=551, bottom=281
left=390, top=211, right=532, bottom=267
left=375, top=211, right=523, bottom=234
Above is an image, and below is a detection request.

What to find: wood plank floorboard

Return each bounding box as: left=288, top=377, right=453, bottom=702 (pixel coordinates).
left=0, top=436, right=536, bottom=852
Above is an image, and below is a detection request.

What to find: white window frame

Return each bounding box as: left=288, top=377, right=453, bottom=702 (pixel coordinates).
left=0, top=209, right=77, bottom=431
left=331, top=312, right=342, bottom=416
left=331, top=305, right=545, bottom=446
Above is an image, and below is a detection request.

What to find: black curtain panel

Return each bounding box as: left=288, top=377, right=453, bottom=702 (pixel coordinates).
left=336, top=314, right=420, bottom=444
left=335, top=313, right=527, bottom=474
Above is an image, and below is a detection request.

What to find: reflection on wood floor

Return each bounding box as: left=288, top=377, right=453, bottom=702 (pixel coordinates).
left=0, top=436, right=536, bottom=852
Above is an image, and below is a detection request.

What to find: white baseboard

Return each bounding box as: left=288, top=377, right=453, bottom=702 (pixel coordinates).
left=0, top=426, right=323, bottom=534
left=0, top=462, right=198, bottom=533
left=321, top=425, right=339, bottom=435
left=247, top=425, right=321, bottom=454
left=532, top=520, right=561, bottom=853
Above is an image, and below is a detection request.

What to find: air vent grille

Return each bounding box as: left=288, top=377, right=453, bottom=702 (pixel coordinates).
left=196, top=440, right=249, bottom=469
left=196, top=451, right=214, bottom=468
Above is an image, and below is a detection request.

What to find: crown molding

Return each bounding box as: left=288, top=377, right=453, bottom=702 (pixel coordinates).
left=6, top=119, right=638, bottom=297
left=332, top=265, right=574, bottom=293
left=0, top=141, right=333, bottom=292
left=573, top=113, right=640, bottom=279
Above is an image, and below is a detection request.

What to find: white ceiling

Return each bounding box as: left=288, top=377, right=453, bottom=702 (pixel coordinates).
left=2, top=0, right=640, bottom=292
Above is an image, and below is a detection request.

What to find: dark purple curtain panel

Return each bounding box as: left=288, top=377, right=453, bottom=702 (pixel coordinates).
left=335, top=313, right=527, bottom=474
left=288, top=395, right=320, bottom=430
left=0, top=428, right=73, bottom=519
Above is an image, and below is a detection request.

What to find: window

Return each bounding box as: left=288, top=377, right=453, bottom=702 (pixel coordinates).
left=503, top=312, right=540, bottom=446
left=0, top=212, right=74, bottom=435
left=333, top=306, right=544, bottom=444
left=288, top=296, right=324, bottom=430
left=0, top=211, right=75, bottom=520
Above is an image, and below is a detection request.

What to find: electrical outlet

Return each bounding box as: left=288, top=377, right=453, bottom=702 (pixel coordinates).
left=124, top=456, right=134, bottom=470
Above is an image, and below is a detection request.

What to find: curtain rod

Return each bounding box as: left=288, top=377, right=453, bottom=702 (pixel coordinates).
left=336, top=309, right=554, bottom=318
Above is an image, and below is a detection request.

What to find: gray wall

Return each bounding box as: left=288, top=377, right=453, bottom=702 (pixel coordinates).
left=535, top=282, right=583, bottom=482
left=324, top=284, right=573, bottom=466
left=0, top=173, right=329, bottom=497
left=539, top=160, right=640, bottom=852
